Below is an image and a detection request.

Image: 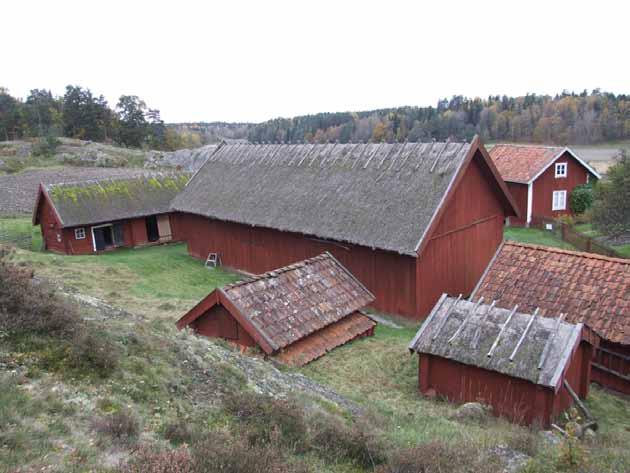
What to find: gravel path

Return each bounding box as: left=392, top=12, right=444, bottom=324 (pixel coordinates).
left=0, top=167, right=151, bottom=216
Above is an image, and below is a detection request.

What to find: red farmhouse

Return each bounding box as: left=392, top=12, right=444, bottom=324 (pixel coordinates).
left=176, top=252, right=376, bottom=366
left=489, top=145, right=600, bottom=226
left=171, top=138, right=519, bottom=319
left=473, top=242, right=630, bottom=395
left=33, top=174, right=188, bottom=254
left=409, top=294, right=599, bottom=426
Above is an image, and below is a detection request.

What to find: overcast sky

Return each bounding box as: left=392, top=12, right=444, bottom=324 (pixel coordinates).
left=2, top=0, right=628, bottom=123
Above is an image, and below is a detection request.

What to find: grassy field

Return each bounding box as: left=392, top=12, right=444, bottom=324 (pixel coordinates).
left=574, top=223, right=630, bottom=257
left=504, top=226, right=577, bottom=250
left=2, top=224, right=630, bottom=472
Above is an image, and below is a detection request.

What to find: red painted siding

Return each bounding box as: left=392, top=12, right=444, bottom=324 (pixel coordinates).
left=591, top=341, right=630, bottom=395
left=418, top=340, right=592, bottom=426
left=416, top=153, right=507, bottom=317
left=531, top=151, right=592, bottom=219
left=191, top=304, right=257, bottom=347
left=505, top=182, right=528, bottom=226
left=39, top=197, right=66, bottom=253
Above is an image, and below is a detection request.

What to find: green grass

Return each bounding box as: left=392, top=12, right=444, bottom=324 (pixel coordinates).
left=504, top=226, right=576, bottom=250
left=574, top=223, right=630, bottom=257
left=0, top=217, right=43, bottom=251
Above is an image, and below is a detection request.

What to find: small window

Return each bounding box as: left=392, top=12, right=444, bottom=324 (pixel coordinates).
left=552, top=190, right=567, bottom=211
left=74, top=227, right=86, bottom=240
left=555, top=162, right=567, bottom=178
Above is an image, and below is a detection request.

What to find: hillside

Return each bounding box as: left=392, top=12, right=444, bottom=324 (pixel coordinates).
left=1, top=237, right=629, bottom=472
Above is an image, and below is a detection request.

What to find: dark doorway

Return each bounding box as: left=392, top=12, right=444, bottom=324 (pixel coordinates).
left=113, top=223, right=125, bottom=246
left=145, top=215, right=159, bottom=242
left=93, top=226, right=114, bottom=251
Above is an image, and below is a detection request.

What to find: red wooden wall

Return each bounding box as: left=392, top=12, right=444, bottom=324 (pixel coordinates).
left=38, top=197, right=66, bottom=253
left=531, top=151, right=591, bottom=220
left=191, top=304, right=257, bottom=347
left=418, top=340, right=593, bottom=427
left=591, top=341, right=630, bottom=395
left=415, top=153, right=507, bottom=317
left=505, top=182, right=528, bottom=226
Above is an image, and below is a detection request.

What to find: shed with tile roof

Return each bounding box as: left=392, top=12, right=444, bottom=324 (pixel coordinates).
left=473, top=241, right=630, bottom=394
left=176, top=252, right=376, bottom=366
left=489, top=145, right=600, bottom=225
left=409, top=294, right=599, bottom=426
left=172, top=137, right=519, bottom=318
left=32, top=173, right=189, bottom=254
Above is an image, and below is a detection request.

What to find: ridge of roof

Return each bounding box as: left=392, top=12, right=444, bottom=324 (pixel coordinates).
left=43, top=171, right=187, bottom=190
left=504, top=241, right=630, bottom=265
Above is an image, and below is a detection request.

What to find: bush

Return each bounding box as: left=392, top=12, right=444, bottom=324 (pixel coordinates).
left=32, top=134, right=60, bottom=157
left=190, top=431, right=310, bottom=473
left=120, top=445, right=194, bottom=473
left=162, top=418, right=195, bottom=445
left=222, top=392, right=307, bottom=450
left=93, top=408, right=140, bottom=446
left=592, top=151, right=630, bottom=237
left=1, top=156, right=26, bottom=174
left=310, top=414, right=387, bottom=468
left=570, top=184, right=593, bottom=215
left=377, top=441, right=503, bottom=473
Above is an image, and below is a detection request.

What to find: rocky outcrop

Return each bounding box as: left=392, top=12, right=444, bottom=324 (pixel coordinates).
left=144, top=144, right=219, bottom=171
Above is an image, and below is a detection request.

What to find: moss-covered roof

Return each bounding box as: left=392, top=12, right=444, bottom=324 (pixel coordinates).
left=45, top=173, right=190, bottom=227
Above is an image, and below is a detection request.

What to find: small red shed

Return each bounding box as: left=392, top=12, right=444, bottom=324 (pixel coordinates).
left=473, top=241, right=630, bottom=395
left=176, top=252, right=376, bottom=366
left=489, top=145, right=600, bottom=226
left=409, top=294, right=599, bottom=427
left=32, top=173, right=189, bottom=255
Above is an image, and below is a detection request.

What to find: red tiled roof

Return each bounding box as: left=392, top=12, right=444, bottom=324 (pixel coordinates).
left=473, top=242, right=630, bottom=344
left=489, top=144, right=564, bottom=183
left=223, top=252, right=375, bottom=352
left=275, top=312, right=376, bottom=366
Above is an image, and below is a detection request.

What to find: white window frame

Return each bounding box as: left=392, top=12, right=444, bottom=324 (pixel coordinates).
left=552, top=190, right=567, bottom=211
left=555, top=162, right=567, bottom=178
left=74, top=227, right=86, bottom=240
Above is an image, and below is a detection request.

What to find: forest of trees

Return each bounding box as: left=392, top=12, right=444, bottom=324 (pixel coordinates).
left=2, top=88, right=630, bottom=150
left=248, top=91, right=630, bottom=145
left=0, top=86, right=188, bottom=150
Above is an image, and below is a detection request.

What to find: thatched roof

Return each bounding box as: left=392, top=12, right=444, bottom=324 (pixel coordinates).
left=38, top=173, right=189, bottom=227
left=409, top=294, right=595, bottom=389
left=172, top=141, right=481, bottom=255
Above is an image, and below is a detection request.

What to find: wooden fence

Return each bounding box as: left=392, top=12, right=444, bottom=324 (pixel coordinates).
left=530, top=217, right=625, bottom=259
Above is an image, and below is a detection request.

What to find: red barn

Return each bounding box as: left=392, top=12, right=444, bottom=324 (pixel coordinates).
left=489, top=145, right=600, bottom=226
left=171, top=137, right=519, bottom=319
left=473, top=242, right=630, bottom=395
left=33, top=174, right=189, bottom=254
left=176, top=252, right=376, bottom=366
left=409, top=294, right=599, bottom=426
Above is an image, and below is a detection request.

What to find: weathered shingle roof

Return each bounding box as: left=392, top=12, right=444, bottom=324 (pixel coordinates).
left=489, top=144, right=564, bottom=183
left=43, top=173, right=190, bottom=227
left=223, top=252, right=375, bottom=352
left=172, top=141, right=476, bottom=255
left=409, top=294, right=593, bottom=389
left=473, top=242, right=630, bottom=344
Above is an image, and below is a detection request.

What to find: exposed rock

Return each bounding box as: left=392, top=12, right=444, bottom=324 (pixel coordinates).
left=540, top=430, right=561, bottom=446
left=450, top=402, right=492, bottom=423
left=144, top=144, right=219, bottom=171
left=488, top=445, right=531, bottom=473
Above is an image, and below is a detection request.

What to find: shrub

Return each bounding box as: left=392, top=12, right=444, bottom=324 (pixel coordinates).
left=32, top=134, right=60, bottom=157
left=570, top=184, right=593, bottom=215
left=162, top=418, right=195, bottom=445
left=92, top=408, right=140, bottom=446
left=1, top=156, right=26, bottom=174
left=377, top=441, right=503, bottom=473
left=120, top=444, right=194, bottom=473
left=190, top=431, right=310, bottom=473
left=592, top=151, right=630, bottom=237
left=310, top=414, right=387, bottom=468
left=222, top=392, right=307, bottom=450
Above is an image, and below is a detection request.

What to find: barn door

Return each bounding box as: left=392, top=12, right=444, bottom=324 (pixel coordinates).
left=113, top=223, right=125, bottom=246
left=157, top=215, right=172, bottom=242
left=93, top=227, right=107, bottom=251
left=145, top=216, right=160, bottom=242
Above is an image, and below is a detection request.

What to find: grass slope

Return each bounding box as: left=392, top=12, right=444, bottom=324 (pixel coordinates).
left=504, top=226, right=577, bottom=250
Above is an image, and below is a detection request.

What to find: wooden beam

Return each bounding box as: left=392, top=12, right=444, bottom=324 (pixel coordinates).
left=487, top=305, right=518, bottom=358
left=432, top=294, right=462, bottom=341
left=509, top=308, right=539, bottom=361
left=448, top=297, right=484, bottom=344
left=563, top=379, right=596, bottom=424
left=471, top=300, right=496, bottom=349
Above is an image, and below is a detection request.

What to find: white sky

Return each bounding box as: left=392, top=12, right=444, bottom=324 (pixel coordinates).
left=2, top=0, right=628, bottom=123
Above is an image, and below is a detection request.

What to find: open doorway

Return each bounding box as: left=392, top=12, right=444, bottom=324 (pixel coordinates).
left=145, top=215, right=160, bottom=242
left=92, top=225, right=114, bottom=251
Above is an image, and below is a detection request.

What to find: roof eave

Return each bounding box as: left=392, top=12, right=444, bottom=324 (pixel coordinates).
left=526, top=147, right=601, bottom=184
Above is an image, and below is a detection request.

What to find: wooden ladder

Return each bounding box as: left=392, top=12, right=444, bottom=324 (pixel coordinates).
left=205, top=252, right=220, bottom=268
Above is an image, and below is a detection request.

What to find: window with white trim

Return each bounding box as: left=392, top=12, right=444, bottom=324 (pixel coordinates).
left=555, top=162, right=567, bottom=178
left=74, top=227, right=86, bottom=240
left=552, top=190, right=567, bottom=211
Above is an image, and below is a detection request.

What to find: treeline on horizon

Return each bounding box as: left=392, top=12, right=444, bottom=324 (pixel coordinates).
left=0, top=86, right=196, bottom=150
left=247, top=90, right=630, bottom=145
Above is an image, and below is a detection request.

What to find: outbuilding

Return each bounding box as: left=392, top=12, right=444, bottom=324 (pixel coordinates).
left=171, top=137, right=519, bottom=319
left=473, top=241, right=630, bottom=394
left=33, top=173, right=189, bottom=254
left=409, top=294, right=599, bottom=426
left=489, top=144, right=600, bottom=226
left=176, top=252, right=377, bottom=366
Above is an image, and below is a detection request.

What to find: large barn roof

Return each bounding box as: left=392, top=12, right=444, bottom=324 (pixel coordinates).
left=35, top=173, right=189, bottom=227
left=489, top=144, right=600, bottom=184
left=171, top=138, right=515, bottom=256
left=409, top=294, right=596, bottom=389
left=473, top=241, right=630, bottom=345
left=177, top=252, right=376, bottom=365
